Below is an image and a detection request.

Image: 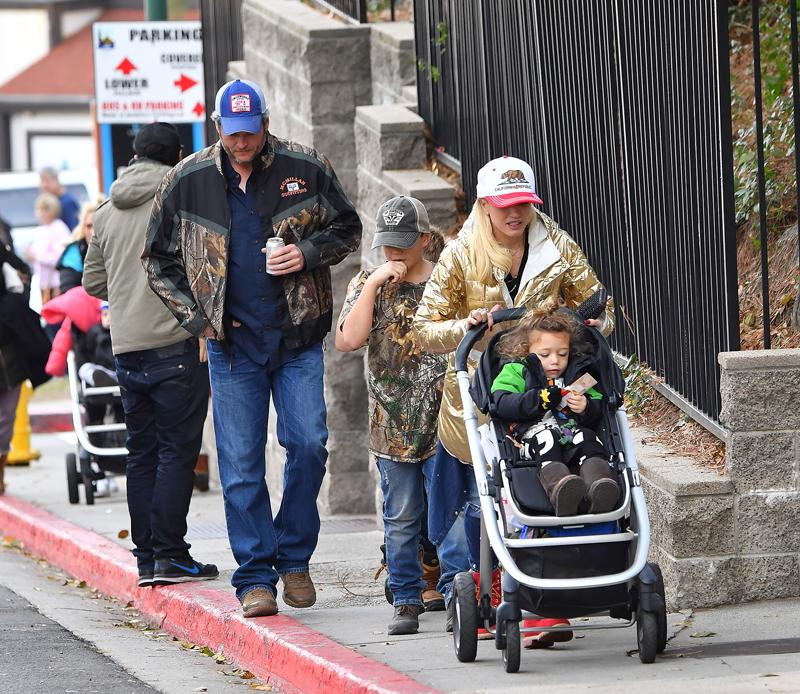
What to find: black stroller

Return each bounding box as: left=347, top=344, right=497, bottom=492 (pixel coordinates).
left=450, top=296, right=667, bottom=672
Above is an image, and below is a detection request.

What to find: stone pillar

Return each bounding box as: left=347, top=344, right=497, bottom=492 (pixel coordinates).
left=240, top=0, right=373, bottom=513
left=370, top=22, right=416, bottom=105
left=641, top=349, right=800, bottom=610
left=719, top=349, right=800, bottom=591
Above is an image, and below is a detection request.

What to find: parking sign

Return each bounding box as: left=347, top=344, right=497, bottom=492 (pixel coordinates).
left=93, top=21, right=205, bottom=124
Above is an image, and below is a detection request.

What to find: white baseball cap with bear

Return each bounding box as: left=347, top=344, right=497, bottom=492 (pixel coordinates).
left=476, top=155, right=544, bottom=207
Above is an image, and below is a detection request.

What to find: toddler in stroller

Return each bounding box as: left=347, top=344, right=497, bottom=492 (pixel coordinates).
left=490, top=301, right=619, bottom=516
left=448, top=293, right=667, bottom=672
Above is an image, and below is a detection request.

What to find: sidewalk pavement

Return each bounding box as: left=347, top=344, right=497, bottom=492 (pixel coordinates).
left=1, top=432, right=799, bottom=693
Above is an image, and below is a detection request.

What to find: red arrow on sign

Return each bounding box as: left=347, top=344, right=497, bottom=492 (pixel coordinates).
left=192, top=102, right=205, bottom=117
left=174, top=73, right=198, bottom=92
left=115, top=58, right=137, bottom=75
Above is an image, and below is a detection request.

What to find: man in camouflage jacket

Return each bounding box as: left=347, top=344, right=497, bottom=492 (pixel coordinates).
left=142, top=80, right=362, bottom=618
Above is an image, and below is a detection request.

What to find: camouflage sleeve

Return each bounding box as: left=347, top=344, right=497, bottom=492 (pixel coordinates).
left=337, top=270, right=378, bottom=331
left=296, top=155, right=362, bottom=271
left=141, top=166, right=207, bottom=336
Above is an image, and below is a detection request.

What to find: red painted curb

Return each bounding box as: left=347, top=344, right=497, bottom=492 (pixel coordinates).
left=0, top=496, right=438, bottom=694
left=30, top=412, right=73, bottom=433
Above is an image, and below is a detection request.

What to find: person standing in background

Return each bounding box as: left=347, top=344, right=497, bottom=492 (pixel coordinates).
left=84, top=122, right=215, bottom=589
left=40, top=167, right=80, bottom=231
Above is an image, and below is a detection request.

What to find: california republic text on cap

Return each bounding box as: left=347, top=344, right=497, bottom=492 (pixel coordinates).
left=476, top=156, right=544, bottom=207
left=371, top=196, right=430, bottom=250
left=213, top=79, right=270, bottom=136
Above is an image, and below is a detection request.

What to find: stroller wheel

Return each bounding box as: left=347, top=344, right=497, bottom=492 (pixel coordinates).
left=651, top=563, right=668, bottom=653
left=452, top=572, right=478, bottom=663
left=82, top=472, right=95, bottom=505
left=501, top=620, right=521, bottom=673
left=384, top=577, right=394, bottom=605
left=66, top=454, right=80, bottom=505
left=636, top=609, right=658, bottom=664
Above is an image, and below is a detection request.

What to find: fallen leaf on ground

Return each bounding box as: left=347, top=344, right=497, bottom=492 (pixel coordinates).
left=248, top=685, right=272, bottom=691
left=689, top=630, right=717, bottom=638
left=240, top=671, right=255, bottom=679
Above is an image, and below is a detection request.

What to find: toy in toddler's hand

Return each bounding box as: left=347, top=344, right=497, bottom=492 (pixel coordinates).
left=557, top=373, right=597, bottom=411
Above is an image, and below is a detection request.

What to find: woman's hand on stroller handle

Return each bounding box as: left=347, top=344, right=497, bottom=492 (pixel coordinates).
left=466, top=303, right=503, bottom=330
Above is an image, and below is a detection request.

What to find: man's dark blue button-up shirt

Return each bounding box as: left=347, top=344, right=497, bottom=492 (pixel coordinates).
left=223, top=156, right=288, bottom=367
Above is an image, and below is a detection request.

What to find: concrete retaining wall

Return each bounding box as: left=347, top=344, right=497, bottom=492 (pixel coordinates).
left=643, top=349, right=800, bottom=609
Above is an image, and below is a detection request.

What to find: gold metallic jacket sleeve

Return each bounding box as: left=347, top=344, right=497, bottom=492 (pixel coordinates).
left=413, top=241, right=470, bottom=354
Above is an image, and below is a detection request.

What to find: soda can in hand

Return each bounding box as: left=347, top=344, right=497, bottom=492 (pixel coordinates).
left=264, top=237, right=285, bottom=275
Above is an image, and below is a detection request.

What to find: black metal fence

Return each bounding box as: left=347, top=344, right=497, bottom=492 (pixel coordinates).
left=414, top=0, right=739, bottom=426
left=309, top=0, right=399, bottom=23
left=200, top=0, right=243, bottom=144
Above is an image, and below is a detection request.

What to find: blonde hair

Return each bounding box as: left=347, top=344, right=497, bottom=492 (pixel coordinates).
left=35, top=192, right=61, bottom=219
left=70, top=200, right=99, bottom=242
left=467, top=201, right=513, bottom=286
left=496, top=298, right=576, bottom=359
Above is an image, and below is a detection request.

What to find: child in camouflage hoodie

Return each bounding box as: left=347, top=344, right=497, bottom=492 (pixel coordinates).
left=336, top=196, right=447, bottom=636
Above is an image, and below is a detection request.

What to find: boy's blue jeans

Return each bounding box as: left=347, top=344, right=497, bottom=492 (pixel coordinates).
left=377, top=456, right=432, bottom=606
left=207, top=340, right=328, bottom=601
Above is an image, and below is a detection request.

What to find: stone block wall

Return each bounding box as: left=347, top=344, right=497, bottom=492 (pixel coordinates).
left=355, top=104, right=456, bottom=267
left=370, top=22, right=416, bottom=106
left=641, top=349, right=800, bottom=609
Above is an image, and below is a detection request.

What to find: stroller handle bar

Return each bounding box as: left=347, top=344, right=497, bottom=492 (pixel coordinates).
left=454, top=290, right=610, bottom=372
left=454, top=307, right=526, bottom=372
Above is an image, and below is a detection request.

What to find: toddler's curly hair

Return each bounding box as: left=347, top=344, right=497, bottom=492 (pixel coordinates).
left=496, top=298, right=577, bottom=359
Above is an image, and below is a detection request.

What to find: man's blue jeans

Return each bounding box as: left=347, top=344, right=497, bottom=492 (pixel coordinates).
left=207, top=340, right=328, bottom=601
left=115, top=338, right=208, bottom=567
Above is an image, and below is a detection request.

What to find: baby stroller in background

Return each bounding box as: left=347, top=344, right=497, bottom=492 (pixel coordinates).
left=65, top=333, right=127, bottom=505
left=450, top=294, right=667, bottom=673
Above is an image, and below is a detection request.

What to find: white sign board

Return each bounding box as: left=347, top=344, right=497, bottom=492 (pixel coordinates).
left=93, top=21, right=205, bottom=124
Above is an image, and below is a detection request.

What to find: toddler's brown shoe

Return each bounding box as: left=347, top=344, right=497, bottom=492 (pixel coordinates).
left=281, top=571, right=316, bottom=608
left=242, top=588, right=278, bottom=617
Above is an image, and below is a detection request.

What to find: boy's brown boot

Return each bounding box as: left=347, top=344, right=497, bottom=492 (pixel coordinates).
left=0, top=453, right=6, bottom=495
left=540, top=461, right=585, bottom=516
left=581, top=457, right=619, bottom=513
left=193, top=454, right=209, bottom=492
left=421, top=557, right=445, bottom=612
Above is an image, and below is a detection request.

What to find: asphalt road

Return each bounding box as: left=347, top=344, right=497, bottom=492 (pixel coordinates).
left=0, top=583, right=154, bottom=694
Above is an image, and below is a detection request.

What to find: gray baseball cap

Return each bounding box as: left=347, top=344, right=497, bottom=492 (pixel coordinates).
left=371, top=196, right=430, bottom=249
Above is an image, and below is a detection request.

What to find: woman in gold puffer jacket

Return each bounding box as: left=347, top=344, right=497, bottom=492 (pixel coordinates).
left=413, top=155, right=613, bottom=644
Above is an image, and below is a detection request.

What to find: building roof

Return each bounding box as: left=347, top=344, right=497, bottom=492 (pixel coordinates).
left=0, top=7, right=199, bottom=103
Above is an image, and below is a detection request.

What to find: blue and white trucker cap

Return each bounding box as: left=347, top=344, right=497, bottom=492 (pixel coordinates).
left=213, top=79, right=269, bottom=136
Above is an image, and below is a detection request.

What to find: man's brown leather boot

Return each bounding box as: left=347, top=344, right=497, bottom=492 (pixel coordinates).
left=281, top=571, right=316, bottom=608
left=242, top=587, right=278, bottom=617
